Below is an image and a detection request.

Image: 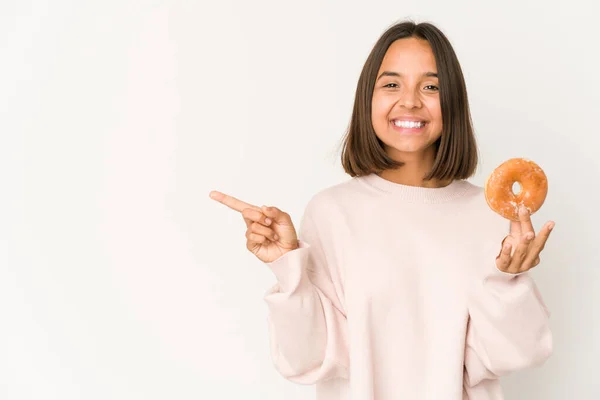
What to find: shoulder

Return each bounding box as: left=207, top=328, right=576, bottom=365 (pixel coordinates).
left=456, top=180, right=493, bottom=213
left=305, top=178, right=352, bottom=210
left=458, top=180, right=510, bottom=236
left=458, top=180, right=485, bottom=203
left=302, top=176, right=360, bottom=221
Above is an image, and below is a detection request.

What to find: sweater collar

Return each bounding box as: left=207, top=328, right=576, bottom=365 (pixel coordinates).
left=358, top=172, right=470, bottom=203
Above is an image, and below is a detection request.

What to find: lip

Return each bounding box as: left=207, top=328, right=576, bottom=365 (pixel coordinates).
left=391, top=116, right=428, bottom=122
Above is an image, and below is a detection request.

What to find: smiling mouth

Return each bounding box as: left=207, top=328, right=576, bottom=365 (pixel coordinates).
left=391, top=120, right=428, bottom=129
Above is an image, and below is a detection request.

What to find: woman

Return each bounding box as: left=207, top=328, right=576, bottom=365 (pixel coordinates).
left=209, top=20, right=554, bottom=400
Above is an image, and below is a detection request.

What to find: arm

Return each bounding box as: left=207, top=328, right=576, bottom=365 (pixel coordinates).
left=263, top=204, right=349, bottom=384
left=464, top=266, right=552, bottom=387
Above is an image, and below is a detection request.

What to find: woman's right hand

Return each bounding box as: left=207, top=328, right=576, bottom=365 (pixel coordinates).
left=209, top=190, right=299, bottom=263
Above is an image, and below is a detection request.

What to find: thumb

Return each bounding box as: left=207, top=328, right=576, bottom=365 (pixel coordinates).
left=261, top=205, right=291, bottom=225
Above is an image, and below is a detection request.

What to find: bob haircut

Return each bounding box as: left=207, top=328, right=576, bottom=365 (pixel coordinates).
left=340, top=20, right=479, bottom=182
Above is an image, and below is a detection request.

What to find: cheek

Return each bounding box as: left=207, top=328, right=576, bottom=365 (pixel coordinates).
left=428, top=100, right=443, bottom=122
left=371, top=95, right=393, bottom=122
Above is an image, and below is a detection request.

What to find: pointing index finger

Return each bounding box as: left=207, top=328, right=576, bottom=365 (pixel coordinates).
left=209, top=190, right=260, bottom=213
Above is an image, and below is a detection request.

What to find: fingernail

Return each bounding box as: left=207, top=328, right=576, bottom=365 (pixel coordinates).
left=265, top=218, right=272, bottom=225
left=273, top=234, right=279, bottom=240
left=519, top=206, right=527, bottom=215
left=548, top=222, right=555, bottom=231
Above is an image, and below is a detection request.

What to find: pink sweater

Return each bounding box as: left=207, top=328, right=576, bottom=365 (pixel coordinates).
left=263, top=173, right=552, bottom=399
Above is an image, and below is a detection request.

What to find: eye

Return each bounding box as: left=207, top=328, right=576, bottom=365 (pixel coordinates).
left=383, top=83, right=439, bottom=90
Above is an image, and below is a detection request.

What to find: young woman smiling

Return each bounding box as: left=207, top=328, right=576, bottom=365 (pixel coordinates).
left=210, top=20, right=554, bottom=400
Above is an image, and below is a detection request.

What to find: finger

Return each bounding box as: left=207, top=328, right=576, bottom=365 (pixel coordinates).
left=509, top=219, right=521, bottom=236
left=209, top=190, right=260, bottom=214
left=495, top=242, right=513, bottom=272
left=508, top=230, right=535, bottom=273
left=261, top=205, right=291, bottom=225
left=246, top=232, right=269, bottom=249
left=261, top=206, right=298, bottom=248
left=518, top=205, right=535, bottom=238
left=497, top=236, right=508, bottom=258
left=522, top=221, right=554, bottom=267
left=247, top=222, right=279, bottom=242
left=537, top=220, right=555, bottom=244
left=241, top=207, right=272, bottom=229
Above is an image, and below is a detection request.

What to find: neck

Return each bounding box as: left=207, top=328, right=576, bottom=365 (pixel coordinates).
left=379, top=146, right=451, bottom=188
left=378, top=159, right=450, bottom=189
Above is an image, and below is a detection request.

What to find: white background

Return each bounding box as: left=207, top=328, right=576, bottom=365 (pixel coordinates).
left=1, top=0, right=599, bottom=399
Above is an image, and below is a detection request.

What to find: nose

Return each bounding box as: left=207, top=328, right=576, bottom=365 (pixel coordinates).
left=398, top=88, right=422, bottom=109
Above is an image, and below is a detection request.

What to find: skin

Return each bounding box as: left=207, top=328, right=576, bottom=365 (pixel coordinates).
left=371, top=37, right=445, bottom=188
left=208, top=190, right=299, bottom=264
left=209, top=37, right=555, bottom=272
left=498, top=205, right=555, bottom=274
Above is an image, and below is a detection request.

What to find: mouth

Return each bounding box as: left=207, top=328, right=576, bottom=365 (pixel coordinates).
left=391, top=119, right=428, bottom=132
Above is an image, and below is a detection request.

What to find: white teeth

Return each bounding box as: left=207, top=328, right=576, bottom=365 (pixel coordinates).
left=394, top=120, right=426, bottom=128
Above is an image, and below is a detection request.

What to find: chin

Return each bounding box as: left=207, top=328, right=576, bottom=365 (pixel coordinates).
left=383, top=139, right=438, bottom=157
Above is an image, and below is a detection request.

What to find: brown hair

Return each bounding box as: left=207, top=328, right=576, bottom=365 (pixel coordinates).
left=339, top=20, right=478, bottom=181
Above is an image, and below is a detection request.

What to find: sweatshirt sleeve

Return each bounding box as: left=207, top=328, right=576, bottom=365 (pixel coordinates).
left=262, top=202, right=349, bottom=384
left=464, top=266, right=552, bottom=387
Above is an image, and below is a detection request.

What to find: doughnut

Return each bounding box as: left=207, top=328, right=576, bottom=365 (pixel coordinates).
left=484, top=158, right=548, bottom=221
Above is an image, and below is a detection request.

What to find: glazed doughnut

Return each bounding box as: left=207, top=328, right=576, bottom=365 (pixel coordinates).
left=484, top=158, right=548, bottom=221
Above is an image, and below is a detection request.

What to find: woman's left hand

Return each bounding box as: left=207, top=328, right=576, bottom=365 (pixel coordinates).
left=496, top=206, right=555, bottom=274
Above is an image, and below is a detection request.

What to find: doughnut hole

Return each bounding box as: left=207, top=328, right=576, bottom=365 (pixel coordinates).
left=512, top=181, right=522, bottom=196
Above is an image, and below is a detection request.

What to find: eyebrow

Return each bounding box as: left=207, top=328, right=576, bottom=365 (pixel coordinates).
left=376, top=71, right=438, bottom=81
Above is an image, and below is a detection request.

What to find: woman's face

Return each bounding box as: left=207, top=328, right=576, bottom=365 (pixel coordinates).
left=371, top=38, right=443, bottom=161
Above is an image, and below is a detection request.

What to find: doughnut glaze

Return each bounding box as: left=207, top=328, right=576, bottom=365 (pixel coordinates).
left=484, top=158, right=548, bottom=221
